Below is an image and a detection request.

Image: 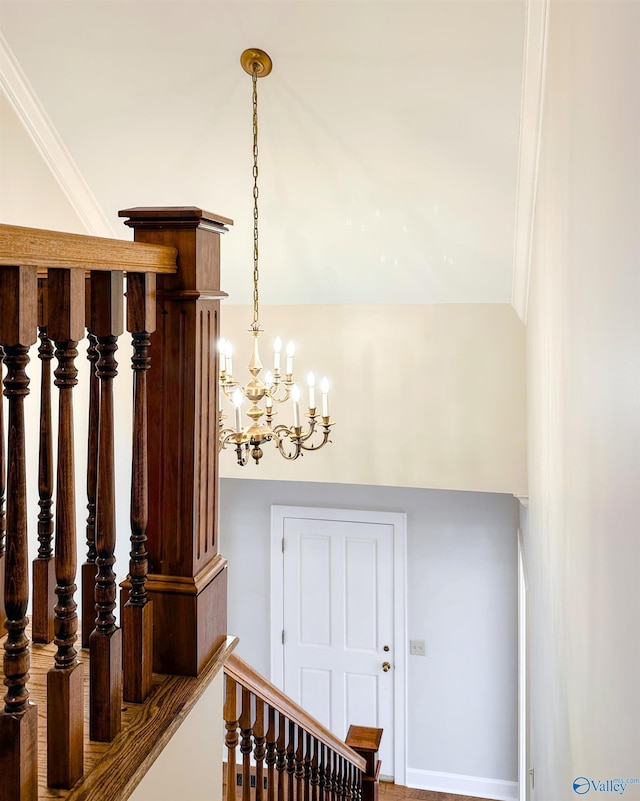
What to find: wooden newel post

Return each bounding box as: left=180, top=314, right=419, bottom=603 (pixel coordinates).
left=345, top=726, right=383, bottom=801
left=0, top=265, right=38, bottom=801
left=119, top=207, right=232, bottom=676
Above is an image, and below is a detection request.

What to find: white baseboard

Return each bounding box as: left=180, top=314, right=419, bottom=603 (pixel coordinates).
left=406, top=768, right=518, bottom=801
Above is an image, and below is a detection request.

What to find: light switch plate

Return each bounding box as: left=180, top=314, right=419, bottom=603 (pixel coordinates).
left=410, top=639, right=425, bottom=656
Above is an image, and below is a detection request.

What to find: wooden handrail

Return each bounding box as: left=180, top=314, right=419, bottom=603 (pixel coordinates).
left=224, top=653, right=366, bottom=772
left=0, top=224, right=177, bottom=273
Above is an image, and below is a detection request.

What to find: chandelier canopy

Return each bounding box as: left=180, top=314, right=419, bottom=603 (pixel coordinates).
left=218, top=49, right=334, bottom=466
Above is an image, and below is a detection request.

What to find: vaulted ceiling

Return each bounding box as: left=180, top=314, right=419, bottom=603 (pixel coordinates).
left=0, top=0, right=528, bottom=307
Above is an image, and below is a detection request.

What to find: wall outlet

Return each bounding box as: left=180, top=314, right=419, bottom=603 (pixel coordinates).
left=410, top=639, right=426, bottom=656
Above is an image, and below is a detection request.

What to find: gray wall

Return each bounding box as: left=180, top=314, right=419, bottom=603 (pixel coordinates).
left=219, top=477, right=519, bottom=786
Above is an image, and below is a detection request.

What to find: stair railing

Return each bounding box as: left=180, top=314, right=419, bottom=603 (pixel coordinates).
left=0, top=207, right=232, bottom=800
left=223, top=654, right=382, bottom=801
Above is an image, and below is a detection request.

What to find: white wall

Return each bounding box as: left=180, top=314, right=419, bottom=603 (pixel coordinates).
left=220, top=304, right=527, bottom=497
left=0, top=91, right=86, bottom=233
left=525, top=2, right=640, bottom=798
left=129, top=670, right=224, bottom=801
left=219, top=477, right=518, bottom=795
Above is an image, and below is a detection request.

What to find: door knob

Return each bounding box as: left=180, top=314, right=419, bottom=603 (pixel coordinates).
left=382, top=661, right=391, bottom=672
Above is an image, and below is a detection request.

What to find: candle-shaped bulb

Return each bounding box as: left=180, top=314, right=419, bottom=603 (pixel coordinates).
left=291, top=384, right=301, bottom=428
left=218, top=338, right=227, bottom=374
left=274, top=337, right=282, bottom=372
left=286, top=341, right=295, bottom=375
left=224, top=341, right=233, bottom=377
left=320, top=376, right=329, bottom=418
left=307, top=371, right=315, bottom=410
left=264, top=370, right=274, bottom=389
left=232, top=388, right=243, bottom=432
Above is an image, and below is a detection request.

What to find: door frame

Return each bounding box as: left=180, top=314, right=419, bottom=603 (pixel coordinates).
left=270, top=505, right=407, bottom=786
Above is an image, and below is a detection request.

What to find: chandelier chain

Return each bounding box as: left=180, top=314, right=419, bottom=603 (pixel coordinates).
left=252, top=65, right=260, bottom=330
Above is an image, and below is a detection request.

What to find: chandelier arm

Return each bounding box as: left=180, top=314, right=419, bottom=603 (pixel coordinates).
left=235, top=442, right=250, bottom=466
left=273, top=434, right=303, bottom=461
left=269, top=384, right=293, bottom=404
left=295, top=418, right=318, bottom=443
left=298, top=428, right=333, bottom=452
left=221, top=382, right=239, bottom=399
left=219, top=427, right=247, bottom=449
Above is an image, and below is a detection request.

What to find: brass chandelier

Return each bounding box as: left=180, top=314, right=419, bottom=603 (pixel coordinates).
left=218, top=48, right=334, bottom=466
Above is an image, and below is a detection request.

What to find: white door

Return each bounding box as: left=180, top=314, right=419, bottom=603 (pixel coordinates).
left=271, top=507, right=406, bottom=782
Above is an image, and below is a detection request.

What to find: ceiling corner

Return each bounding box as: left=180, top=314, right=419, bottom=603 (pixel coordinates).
left=511, top=0, right=550, bottom=324
left=0, top=29, right=115, bottom=237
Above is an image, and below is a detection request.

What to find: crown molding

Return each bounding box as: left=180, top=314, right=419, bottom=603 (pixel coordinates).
left=0, top=30, right=115, bottom=237
left=511, top=0, right=550, bottom=324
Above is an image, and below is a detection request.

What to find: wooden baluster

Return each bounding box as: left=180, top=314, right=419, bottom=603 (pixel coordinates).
left=347, top=763, right=355, bottom=801
left=344, top=759, right=351, bottom=801
left=336, top=756, right=343, bottom=801
left=342, top=759, right=350, bottom=801
left=265, top=705, right=277, bottom=801
left=287, top=719, right=296, bottom=801
left=353, top=768, right=362, bottom=801
left=224, top=675, right=239, bottom=801
left=46, top=268, right=85, bottom=787
left=310, top=738, right=320, bottom=801
left=324, top=749, right=333, bottom=801
left=318, top=743, right=326, bottom=801
left=333, top=752, right=341, bottom=801
left=122, top=272, right=155, bottom=703
left=89, top=270, right=123, bottom=742
left=295, top=726, right=305, bottom=800
left=81, top=330, right=99, bottom=648
left=303, top=731, right=312, bottom=801
left=276, top=713, right=287, bottom=801
left=0, top=264, right=38, bottom=801
left=254, top=696, right=266, bottom=801
left=32, top=289, right=56, bottom=644
left=0, top=345, right=5, bottom=626
left=239, top=686, right=252, bottom=801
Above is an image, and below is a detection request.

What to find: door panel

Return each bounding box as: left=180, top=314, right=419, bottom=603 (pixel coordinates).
left=345, top=538, right=377, bottom=651
left=299, top=534, right=331, bottom=645
left=300, top=667, right=331, bottom=729
left=283, top=515, right=394, bottom=776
